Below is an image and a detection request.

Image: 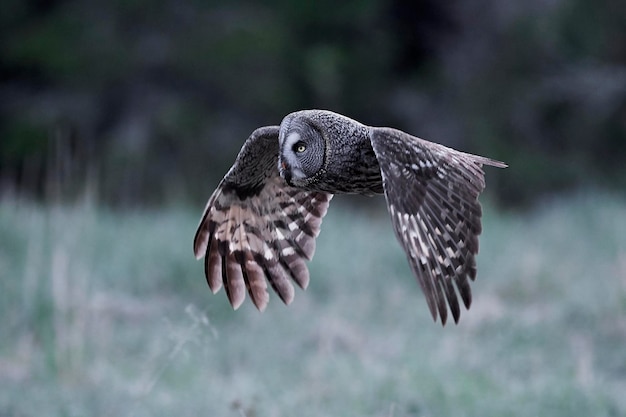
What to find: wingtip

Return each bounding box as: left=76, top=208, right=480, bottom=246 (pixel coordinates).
left=475, top=156, right=508, bottom=169
left=276, top=285, right=295, bottom=306
left=488, top=159, right=508, bottom=169
left=249, top=293, right=269, bottom=312
left=193, top=219, right=213, bottom=259
left=227, top=279, right=246, bottom=309
left=231, top=297, right=244, bottom=310
left=193, top=237, right=205, bottom=259
left=427, top=302, right=440, bottom=324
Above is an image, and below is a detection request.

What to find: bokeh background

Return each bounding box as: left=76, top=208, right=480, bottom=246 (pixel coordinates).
left=2, top=0, right=625, bottom=206
left=1, top=1, right=625, bottom=416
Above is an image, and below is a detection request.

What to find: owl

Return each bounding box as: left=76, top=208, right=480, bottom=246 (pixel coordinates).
left=193, top=110, right=506, bottom=324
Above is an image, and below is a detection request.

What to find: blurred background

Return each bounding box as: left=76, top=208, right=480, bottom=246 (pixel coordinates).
left=1, top=0, right=624, bottom=207
left=1, top=1, right=626, bottom=416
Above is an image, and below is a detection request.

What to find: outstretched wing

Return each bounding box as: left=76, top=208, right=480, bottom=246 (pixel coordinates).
left=370, top=127, right=506, bottom=325
left=193, top=126, right=333, bottom=311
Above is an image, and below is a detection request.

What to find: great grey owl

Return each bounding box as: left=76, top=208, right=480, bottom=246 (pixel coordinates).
left=193, top=110, right=506, bottom=324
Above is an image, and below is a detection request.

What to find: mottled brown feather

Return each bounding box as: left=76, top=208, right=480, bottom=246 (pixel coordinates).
left=193, top=126, right=332, bottom=311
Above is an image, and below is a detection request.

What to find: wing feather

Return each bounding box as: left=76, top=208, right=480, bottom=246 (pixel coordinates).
left=193, top=126, right=332, bottom=311
left=224, top=251, right=246, bottom=310
left=370, top=127, right=506, bottom=324
left=204, top=221, right=222, bottom=293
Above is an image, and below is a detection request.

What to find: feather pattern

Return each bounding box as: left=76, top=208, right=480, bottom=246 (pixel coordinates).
left=193, top=126, right=332, bottom=311
left=370, top=127, right=506, bottom=324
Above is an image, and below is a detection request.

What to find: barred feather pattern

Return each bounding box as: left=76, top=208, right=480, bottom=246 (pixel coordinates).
left=370, top=127, right=507, bottom=325
left=193, top=175, right=332, bottom=311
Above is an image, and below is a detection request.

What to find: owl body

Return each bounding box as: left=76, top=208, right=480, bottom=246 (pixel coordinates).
left=194, top=109, right=506, bottom=324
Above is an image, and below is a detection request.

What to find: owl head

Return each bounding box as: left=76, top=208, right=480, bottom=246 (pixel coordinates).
left=277, top=111, right=328, bottom=188
left=277, top=110, right=382, bottom=195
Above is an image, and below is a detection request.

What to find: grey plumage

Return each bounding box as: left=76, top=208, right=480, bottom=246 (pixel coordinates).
left=194, top=110, right=506, bottom=324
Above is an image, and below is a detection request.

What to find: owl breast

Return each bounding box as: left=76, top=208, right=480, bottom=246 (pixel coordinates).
left=279, top=110, right=384, bottom=195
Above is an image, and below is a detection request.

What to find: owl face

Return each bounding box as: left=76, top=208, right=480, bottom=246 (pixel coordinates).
left=278, top=112, right=326, bottom=188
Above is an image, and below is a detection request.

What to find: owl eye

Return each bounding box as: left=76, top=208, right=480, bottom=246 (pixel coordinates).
left=293, top=142, right=307, bottom=153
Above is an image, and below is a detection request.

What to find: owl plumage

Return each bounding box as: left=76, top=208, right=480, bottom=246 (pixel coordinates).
left=193, top=110, right=506, bottom=324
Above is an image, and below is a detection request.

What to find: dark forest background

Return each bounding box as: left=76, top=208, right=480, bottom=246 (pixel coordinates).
left=1, top=0, right=625, bottom=207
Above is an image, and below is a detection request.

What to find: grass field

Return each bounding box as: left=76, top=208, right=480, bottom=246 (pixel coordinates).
left=1, top=192, right=625, bottom=417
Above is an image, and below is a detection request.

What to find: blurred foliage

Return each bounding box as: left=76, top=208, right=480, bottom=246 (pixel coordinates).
left=1, top=193, right=625, bottom=415
left=0, top=0, right=625, bottom=207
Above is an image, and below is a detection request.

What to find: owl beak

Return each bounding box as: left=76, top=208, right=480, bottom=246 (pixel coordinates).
left=280, top=160, right=292, bottom=184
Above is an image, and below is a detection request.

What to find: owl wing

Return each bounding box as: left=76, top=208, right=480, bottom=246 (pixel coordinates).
left=369, top=127, right=506, bottom=325
left=193, top=126, right=333, bottom=311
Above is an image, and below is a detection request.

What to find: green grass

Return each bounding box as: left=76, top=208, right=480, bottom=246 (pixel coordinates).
left=1, top=192, right=625, bottom=417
